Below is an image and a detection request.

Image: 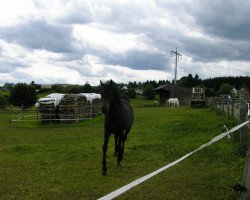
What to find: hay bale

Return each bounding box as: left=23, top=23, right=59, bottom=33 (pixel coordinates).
left=38, top=104, right=59, bottom=123
left=92, top=98, right=102, bottom=115
left=59, top=94, right=88, bottom=122
left=36, top=93, right=64, bottom=123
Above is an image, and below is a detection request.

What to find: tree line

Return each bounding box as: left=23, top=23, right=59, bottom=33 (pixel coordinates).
left=0, top=75, right=249, bottom=108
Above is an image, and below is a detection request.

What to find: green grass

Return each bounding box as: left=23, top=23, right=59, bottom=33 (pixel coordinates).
left=130, top=95, right=159, bottom=107
left=0, top=104, right=248, bottom=199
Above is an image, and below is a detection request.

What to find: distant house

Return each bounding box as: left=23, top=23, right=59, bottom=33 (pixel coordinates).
left=40, top=84, right=52, bottom=89
left=122, top=86, right=128, bottom=90
left=135, top=88, right=143, bottom=95
left=154, top=84, right=192, bottom=106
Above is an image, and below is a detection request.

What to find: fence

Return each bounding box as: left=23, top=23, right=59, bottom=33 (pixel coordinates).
left=98, top=117, right=250, bottom=200
left=208, top=97, right=249, bottom=149
left=9, top=104, right=102, bottom=125
left=97, top=97, right=250, bottom=200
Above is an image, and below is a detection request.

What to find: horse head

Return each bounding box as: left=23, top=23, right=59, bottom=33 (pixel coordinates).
left=100, top=80, right=118, bottom=114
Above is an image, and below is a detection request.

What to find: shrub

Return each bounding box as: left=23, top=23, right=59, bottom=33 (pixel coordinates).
left=127, top=87, right=136, bottom=99
left=0, top=95, right=8, bottom=109
left=9, top=83, right=37, bottom=108
left=143, top=84, right=156, bottom=100
left=219, top=83, right=233, bottom=95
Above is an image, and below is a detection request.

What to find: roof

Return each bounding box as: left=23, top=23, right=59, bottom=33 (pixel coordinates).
left=153, top=84, right=172, bottom=91
left=154, top=84, right=192, bottom=93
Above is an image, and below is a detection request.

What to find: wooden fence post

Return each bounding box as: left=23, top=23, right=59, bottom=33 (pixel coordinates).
left=231, top=98, right=234, bottom=118
left=222, top=99, right=225, bottom=115
left=239, top=98, right=248, bottom=149
left=37, top=109, right=39, bottom=121
left=227, top=99, right=230, bottom=119
left=50, top=105, right=52, bottom=124
left=214, top=98, right=217, bottom=112
left=211, top=98, right=215, bottom=110
left=9, top=107, right=12, bottom=126
left=90, top=104, right=93, bottom=118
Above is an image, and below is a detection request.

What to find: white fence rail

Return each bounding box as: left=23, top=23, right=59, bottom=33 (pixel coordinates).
left=98, top=120, right=250, bottom=200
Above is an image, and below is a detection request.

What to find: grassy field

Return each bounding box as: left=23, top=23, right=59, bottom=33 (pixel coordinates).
left=0, top=98, right=248, bottom=199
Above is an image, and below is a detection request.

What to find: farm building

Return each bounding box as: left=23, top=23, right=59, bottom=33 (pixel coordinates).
left=154, top=84, right=192, bottom=106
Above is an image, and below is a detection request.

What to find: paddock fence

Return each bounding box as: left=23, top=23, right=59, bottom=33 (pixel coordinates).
left=97, top=98, right=250, bottom=200
left=98, top=120, right=250, bottom=200
left=9, top=104, right=102, bottom=125
left=208, top=97, right=250, bottom=148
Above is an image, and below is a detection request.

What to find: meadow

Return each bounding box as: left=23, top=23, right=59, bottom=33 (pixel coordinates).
left=0, top=98, right=247, bottom=199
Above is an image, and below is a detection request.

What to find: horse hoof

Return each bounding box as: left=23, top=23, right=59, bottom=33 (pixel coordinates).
left=102, top=170, right=107, bottom=176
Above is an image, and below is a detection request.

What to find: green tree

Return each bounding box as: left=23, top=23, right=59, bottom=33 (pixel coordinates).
left=0, top=96, right=8, bottom=109
left=66, top=85, right=81, bottom=93
left=205, top=87, right=215, bottom=97
left=52, top=84, right=65, bottom=93
left=218, top=83, right=233, bottom=95
left=178, top=76, right=188, bottom=86
left=127, top=87, right=136, bottom=99
left=9, top=83, right=37, bottom=108
left=143, top=84, right=155, bottom=100
left=83, top=83, right=92, bottom=93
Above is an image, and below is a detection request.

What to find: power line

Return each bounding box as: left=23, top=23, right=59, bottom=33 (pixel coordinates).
left=171, top=48, right=182, bottom=85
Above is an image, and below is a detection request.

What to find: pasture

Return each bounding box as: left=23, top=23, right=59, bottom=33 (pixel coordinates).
left=0, top=99, right=247, bottom=199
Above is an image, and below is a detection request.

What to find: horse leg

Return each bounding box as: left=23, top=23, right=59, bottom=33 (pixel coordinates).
left=114, top=134, right=118, bottom=156
left=117, top=134, right=123, bottom=166
left=102, top=133, right=110, bottom=175
left=121, top=128, right=130, bottom=157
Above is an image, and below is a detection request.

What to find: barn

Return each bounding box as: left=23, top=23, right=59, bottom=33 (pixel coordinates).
left=154, top=84, right=192, bottom=106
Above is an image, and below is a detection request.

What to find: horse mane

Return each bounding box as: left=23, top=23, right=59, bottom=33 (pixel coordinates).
left=102, top=80, right=131, bottom=104
left=103, top=80, right=122, bottom=104
left=120, top=94, right=130, bottom=102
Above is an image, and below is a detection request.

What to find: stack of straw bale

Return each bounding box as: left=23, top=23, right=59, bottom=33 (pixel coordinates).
left=38, top=104, right=59, bottom=122
left=59, top=94, right=88, bottom=121
left=92, top=98, right=102, bottom=115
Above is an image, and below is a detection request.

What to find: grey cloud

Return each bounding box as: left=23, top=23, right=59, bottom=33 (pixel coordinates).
left=180, top=34, right=250, bottom=63
left=185, top=0, right=250, bottom=40
left=0, top=60, right=27, bottom=73
left=0, top=20, right=76, bottom=53
left=59, top=11, right=93, bottom=24
left=106, top=50, right=170, bottom=71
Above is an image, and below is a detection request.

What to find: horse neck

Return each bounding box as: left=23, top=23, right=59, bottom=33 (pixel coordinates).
left=107, top=95, right=122, bottom=117
left=110, top=97, right=121, bottom=109
left=111, top=90, right=121, bottom=105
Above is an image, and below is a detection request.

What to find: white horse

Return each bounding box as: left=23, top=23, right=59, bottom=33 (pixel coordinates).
left=165, top=98, right=179, bottom=109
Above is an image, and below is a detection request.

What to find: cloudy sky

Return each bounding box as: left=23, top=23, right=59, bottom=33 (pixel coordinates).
left=0, top=0, right=250, bottom=86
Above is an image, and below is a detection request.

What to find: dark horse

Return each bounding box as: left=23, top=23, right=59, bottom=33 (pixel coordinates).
left=100, top=80, right=134, bottom=175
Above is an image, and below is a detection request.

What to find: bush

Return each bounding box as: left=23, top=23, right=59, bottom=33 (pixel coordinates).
left=143, top=84, right=156, bottom=100
left=9, top=83, right=37, bottom=108
left=0, top=95, right=8, bottom=109
left=127, top=87, right=136, bottom=99
left=219, top=83, right=233, bottom=95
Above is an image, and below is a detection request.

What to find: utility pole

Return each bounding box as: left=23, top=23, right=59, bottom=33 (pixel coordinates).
left=171, top=48, right=182, bottom=85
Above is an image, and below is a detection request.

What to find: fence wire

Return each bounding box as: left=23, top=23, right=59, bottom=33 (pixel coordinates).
left=9, top=105, right=102, bottom=124
left=208, top=97, right=249, bottom=148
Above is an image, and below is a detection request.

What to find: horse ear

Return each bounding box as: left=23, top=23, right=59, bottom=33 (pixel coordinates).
left=100, top=80, right=104, bottom=87
left=110, top=79, right=113, bottom=86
